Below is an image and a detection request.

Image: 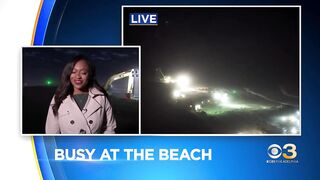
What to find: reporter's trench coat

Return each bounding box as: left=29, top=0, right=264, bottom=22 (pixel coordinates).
left=45, top=88, right=116, bottom=134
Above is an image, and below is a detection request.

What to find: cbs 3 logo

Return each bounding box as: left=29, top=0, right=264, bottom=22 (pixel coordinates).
left=267, top=144, right=297, bottom=159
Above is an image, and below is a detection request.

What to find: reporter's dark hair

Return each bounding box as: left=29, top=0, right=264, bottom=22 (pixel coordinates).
left=52, top=55, right=107, bottom=116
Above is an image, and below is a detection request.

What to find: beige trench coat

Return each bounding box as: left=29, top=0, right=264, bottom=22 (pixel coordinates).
left=45, top=88, right=116, bottom=134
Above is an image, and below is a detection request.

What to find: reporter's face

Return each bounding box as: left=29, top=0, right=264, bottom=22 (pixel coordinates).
left=70, top=60, right=89, bottom=93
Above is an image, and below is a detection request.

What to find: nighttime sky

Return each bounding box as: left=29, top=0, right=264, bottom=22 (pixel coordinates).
left=124, top=7, right=299, bottom=93
left=23, top=47, right=139, bottom=86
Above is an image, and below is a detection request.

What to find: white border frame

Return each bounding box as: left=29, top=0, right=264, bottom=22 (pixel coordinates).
left=121, top=5, right=301, bottom=136
left=21, top=45, right=141, bottom=136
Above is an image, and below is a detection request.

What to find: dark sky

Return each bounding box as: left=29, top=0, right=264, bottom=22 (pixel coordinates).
left=124, top=7, right=299, bottom=93
left=23, top=47, right=139, bottom=86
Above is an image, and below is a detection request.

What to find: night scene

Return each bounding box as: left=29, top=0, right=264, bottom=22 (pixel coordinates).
left=23, top=47, right=139, bottom=134
left=124, top=7, right=300, bottom=134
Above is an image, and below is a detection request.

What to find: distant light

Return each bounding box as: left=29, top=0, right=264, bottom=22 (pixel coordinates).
left=280, top=116, right=287, bottom=122
left=289, top=115, right=298, bottom=123
left=176, top=75, right=191, bottom=89
left=296, top=110, right=300, bottom=116
left=279, top=113, right=299, bottom=123
left=172, top=89, right=187, bottom=99
left=222, top=103, right=248, bottom=109
left=46, top=79, right=53, bottom=86
left=207, top=100, right=210, bottom=103
left=282, top=128, right=288, bottom=134
left=163, top=76, right=173, bottom=83
left=195, top=104, right=201, bottom=112
left=212, top=91, right=229, bottom=104
left=232, top=90, right=237, bottom=94
left=277, top=112, right=300, bottom=131
left=173, top=90, right=180, bottom=98
left=290, top=127, right=298, bottom=134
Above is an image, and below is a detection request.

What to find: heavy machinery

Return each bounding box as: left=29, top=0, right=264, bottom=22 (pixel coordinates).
left=104, top=69, right=139, bottom=100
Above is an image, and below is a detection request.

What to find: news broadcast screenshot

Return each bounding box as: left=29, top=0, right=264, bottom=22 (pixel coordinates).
left=1, top=0, right=319, bottom=179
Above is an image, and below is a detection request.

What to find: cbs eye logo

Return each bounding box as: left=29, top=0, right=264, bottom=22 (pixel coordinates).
left=267, top=144, right=297, bottom=159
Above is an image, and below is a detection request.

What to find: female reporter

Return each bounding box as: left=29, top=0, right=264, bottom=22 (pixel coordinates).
left=45, top=55, right=116, bottom=134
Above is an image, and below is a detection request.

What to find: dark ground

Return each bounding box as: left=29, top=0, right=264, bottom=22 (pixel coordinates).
left=141, top=81, right=299, bottom=134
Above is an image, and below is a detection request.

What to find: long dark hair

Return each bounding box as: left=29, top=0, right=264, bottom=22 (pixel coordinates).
left=52, top=55, right=107, bottom=116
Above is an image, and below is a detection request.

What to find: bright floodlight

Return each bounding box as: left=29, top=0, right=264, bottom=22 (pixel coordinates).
left=195, top=104, right=201, bottom=111
left=212, top=91, right=229, bottom=104
left=172, top=89, right=186, bottom=99
left=176, top=75, right=191, bottom=89
left=280, top=116, right=287, bottom=122
left=173, top=90, right=180, bottom=98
